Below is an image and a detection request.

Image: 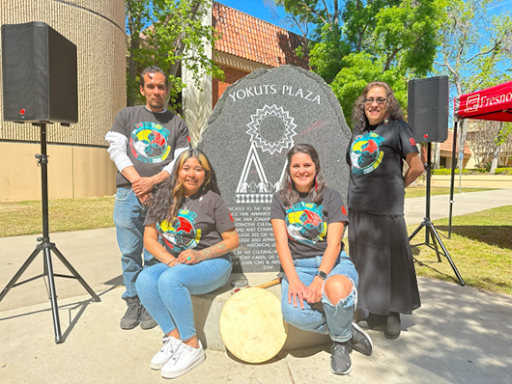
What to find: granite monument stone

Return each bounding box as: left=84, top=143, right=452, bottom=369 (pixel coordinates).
left=199, top=65, right=352, bottom=273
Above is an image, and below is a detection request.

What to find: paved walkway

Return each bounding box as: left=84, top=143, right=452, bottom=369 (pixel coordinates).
left=0, top=189, right=511, bottom=383
left=404, top=188, right=511, bottom=225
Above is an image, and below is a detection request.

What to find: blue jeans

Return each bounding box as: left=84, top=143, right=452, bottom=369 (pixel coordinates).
left=113, top=187, right=157, bottom=301
left=136, top=255, right=232, bottom=341
left=281, top=251, right=358, bottom=343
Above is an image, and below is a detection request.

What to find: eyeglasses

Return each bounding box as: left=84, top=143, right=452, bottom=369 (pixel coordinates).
left=364, top=98, right=387, bottom=105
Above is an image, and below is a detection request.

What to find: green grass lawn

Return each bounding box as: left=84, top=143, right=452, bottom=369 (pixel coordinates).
left=405, top=186, right=496, bottom=198
left=409, top=205, right=511, bottom=296
left=0, top=196, right=115, bottom=237
left=1, top=196, right=510, bottom=295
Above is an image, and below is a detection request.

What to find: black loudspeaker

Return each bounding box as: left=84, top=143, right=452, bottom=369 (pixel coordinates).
left=1, top=22, right=78, bottom=124
left=408, top=76, right=449, bottom=143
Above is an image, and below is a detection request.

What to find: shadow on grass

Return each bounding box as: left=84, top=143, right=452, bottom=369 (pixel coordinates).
left=436, top=225, right=511, bottom=250
left=411, top=247, right=461, bottom=284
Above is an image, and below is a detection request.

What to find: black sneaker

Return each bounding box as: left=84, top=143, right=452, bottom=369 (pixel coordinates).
left=350, top=322, right=373, bottom=356
left=330, top=341, right=352, bottom=375
left=384, top=312, right=401, bottom=339
left=139, top=305, right=158, bottom=330
left=120, top=299, right=141, bottom=330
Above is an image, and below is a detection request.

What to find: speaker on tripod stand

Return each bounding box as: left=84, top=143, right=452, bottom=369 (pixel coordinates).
left=0, top=21, right=100, bottom=343
left=407, top=76, right=465, bottom=286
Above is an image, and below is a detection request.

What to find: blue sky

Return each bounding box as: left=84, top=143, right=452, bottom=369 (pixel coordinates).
left=215, top=0, right=511, bottom=31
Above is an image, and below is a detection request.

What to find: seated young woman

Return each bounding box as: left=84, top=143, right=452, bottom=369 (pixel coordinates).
left=136, top=148, right=239, bottom=379
left=270, top=144, right=373, bottom=375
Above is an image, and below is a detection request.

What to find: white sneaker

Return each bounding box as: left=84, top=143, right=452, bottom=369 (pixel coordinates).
left=150, top=336, right=182, bottom=370
left=161, top=340, right=206, bottom=379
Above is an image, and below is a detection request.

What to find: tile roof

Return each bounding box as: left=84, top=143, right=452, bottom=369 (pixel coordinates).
left=212, top=2, right=309, bottom=69
left=440, top=130, right=472, bottom=155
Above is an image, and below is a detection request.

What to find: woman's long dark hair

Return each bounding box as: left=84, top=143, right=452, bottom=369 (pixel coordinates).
left=147, top=148, right=220, bottom=223
left=351, top=81, right=403, bottom=134
left=278, top=144, right=325, bottom=206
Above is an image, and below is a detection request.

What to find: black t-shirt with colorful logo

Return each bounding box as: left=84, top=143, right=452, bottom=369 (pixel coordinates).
left=270, top=187, right=349, bottom=259
left=110, top=105, right=190, bottom=188
left=346, top=119, right=419, bottom=215
left=145, top=190, right=235, bottom=257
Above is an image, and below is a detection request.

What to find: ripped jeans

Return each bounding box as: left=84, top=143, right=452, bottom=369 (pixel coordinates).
left=281, top=250, right=358, bottom=343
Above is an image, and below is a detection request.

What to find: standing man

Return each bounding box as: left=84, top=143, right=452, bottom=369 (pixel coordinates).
left=106, top=66, right=190, bottom=330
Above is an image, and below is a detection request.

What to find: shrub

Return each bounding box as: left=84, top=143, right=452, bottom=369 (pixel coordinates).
left=476, top=162, right=491, bottom=172
left=432, top=168, right=469, bottom=175
left=495, top=168, right=512, bottom=175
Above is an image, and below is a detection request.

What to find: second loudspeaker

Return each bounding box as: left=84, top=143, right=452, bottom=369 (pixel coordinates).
left=407, top=76, right=449, bottom=143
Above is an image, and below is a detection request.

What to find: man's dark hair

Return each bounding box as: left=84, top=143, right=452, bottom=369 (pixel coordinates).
left=140, top=66, right=169, bottom=88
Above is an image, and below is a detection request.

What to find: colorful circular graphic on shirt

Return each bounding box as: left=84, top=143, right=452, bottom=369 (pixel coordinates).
left=158, top=210, right=201, bottom=252
left=285, top=202, right=327, bottom=245
left=350, top=132, right=385, bottom=175
left=129, top=122, right=171, bottom=164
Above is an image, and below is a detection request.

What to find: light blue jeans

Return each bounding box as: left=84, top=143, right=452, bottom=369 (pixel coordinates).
left=136, top=255, right=232, bottom=341
left=281, top=250, right=358, bottom=343
left=113, top=187, right=157, bottom=301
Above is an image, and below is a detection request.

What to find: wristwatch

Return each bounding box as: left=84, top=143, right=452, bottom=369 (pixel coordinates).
left=315, top=270, right=327, bottom=280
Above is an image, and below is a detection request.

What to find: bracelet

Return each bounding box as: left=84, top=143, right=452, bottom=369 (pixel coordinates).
left=166, top=258, right=174, bottom=266
left=159, top=249, right=167, bottom=259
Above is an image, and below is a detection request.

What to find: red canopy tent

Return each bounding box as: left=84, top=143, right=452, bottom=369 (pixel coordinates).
left=454, top=80, right=512, bottom=122
left=448, top=80, right=512, bottom=235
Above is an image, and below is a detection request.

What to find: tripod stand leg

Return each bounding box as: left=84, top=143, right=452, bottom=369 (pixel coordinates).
left=51, top=245, right=101, bottom=302
left=426, top=222, right=466, bottom=286
left=43, top=245, right=64, bottom=343
left=428, top=224, right=442, bottom=262
left=409, top=221, right=426, bottom=242
left=0, top=247, right=42, bottom=302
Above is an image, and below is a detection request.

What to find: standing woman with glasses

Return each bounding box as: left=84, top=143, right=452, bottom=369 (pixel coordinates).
left=136, top=149, right=239, bottom=379
left=346, top=82, right=424, bottom=339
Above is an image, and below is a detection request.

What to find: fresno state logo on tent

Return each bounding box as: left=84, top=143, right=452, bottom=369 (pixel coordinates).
left=465, top=94, right=480, bottom=112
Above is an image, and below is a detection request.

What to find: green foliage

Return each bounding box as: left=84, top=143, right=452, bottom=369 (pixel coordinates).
left=126, top=0, right=224, bottom=109
left=432, top=168, right=470, bottom=175
left=495, top=168, right=512, bottom=175
left=496, top=122, right=512, bottom=146
left=274, top=0, right=447, bottom=128
left=308, top=25, right=350, bottom=82
left=330, top=53, right=408, bottom=125
left=476, top=162, right=492, bottom=172
left=295, top=44, right=305, bottom=58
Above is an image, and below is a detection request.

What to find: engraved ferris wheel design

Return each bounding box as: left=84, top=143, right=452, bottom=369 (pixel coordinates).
left=246, top=104, right=298, bottom=154
left=236, top=105, right=296, bottom=204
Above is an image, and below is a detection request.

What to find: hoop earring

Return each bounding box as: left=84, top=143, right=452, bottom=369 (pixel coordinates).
left=384, top=113, right=389, bottom=124
left=314, top=175, right=318, bottom=192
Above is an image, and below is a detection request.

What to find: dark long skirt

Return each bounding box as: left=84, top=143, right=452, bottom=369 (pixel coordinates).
left=348, top=210, right=421, bottom=322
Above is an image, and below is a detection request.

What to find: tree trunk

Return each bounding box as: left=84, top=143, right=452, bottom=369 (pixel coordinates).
left=456, top=119, right=468, bottom=169
left=490, top=122, right=504, bottom=173
left=490, top=144, right=500, bottom=173
left=167, top=2, right=202, bottom=79
left=432, top=142, right=440, bottom=169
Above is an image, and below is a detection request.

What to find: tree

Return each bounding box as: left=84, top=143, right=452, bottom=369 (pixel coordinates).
left=469, top=121, right=512, bottom=172
left=434, top=0, right=512, bottom=168
left=126, top=0, right=223, bottom=109
left=270, top=0, right=446, bottom=127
